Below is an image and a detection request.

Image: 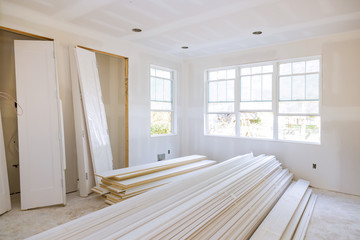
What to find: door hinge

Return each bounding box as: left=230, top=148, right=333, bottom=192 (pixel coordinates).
left=86, top=172, right=89, bottom=180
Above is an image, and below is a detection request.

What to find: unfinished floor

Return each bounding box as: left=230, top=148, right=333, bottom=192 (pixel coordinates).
left=0, top=188, right=359, bottom=240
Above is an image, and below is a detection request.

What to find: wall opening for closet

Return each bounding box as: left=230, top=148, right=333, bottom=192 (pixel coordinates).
left=79, top=46, right=129, bottom=169
left=0, top=26, right=50, bottom=194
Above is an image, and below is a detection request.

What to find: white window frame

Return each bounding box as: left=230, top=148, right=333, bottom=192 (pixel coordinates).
left=150, top=65, right=176, bottom=137
left=276, top=56, right=322, bottom=143
left=204, top=56, right=321, bottom=144
left=204, top=66, right=237, bottom=137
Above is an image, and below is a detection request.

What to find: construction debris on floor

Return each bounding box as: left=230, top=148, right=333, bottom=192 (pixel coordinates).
left=92, top=155, right=215, bottom=204
left=27, top=153, right=317, bottom=240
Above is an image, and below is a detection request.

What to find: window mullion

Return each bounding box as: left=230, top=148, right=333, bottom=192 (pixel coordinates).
left=273, top=63, right=279, bottom=140
left=235, top=67, right=240, bottom=137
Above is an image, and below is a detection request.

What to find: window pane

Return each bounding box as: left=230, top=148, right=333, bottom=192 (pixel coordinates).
left=155, top=78, right=164, bottom=101
left=208, top=102, right=234, bottom=112
left=262, top=65, right=273, bottom=73
left=151, top=101, right=172, bottom=111
left=262, top=74, right=272, bottom=100
left=208, top=82, right=218, bottom=102
left=292, top=75, right=305, bottom=100
left=278, top=101, right=319, bottom=114
left=306, top=74, right=319, bottom=100
left=252, top=66, right=261, bottom=74
left=251, top=75, right=262, bottom=100
left=151, top=111, right=172, bottom=135
left=207, top=114, right=235, bottom=136
left=241, top=67, right=251, bottom=75
left=279, top=63, right=291, bottom=75
left=292, top=61, right=305, bottom=74
left=151, top=68, right=156, bottom=76
left=227, top=80, right=234, bottom=101
left=218, top=70, right=226, bottom=79
left=150, top=77, right=156, bottom=100
left=241, top=76, right=251, bottom=101
left=306, top=60, right=320, bottom=73
left=218, top=81, right=227, bottom=101
left=279, top=76, right=292, bottom=100
left=156, top=69, right=171, bottom=79
left=209, top=71, right=217, bottom=81
left=163, top=80, right=172, bottom=102
left=227, top=69, right=236, bottom=79
left=240, top=101, right=272, bottom=110
left=278, top=116, right=320, bottom=142
left=240, top=112, right=273, bottom=139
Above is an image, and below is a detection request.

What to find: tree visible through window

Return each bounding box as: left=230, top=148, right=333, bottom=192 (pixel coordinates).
left=150, top=66, right=175, bottom=135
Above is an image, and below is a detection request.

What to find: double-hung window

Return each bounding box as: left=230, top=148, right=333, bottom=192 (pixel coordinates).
left=205, top=56, right=321, bottom=143
left=206, top=68, right=236, bottom=136
left=239, top=64, right=274, bottom=139
left=277, top=58, right=321, bottom=142
left=150, top=66, right=175, bottom=136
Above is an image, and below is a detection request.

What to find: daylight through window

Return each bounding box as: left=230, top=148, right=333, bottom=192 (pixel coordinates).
left=150, top=66, right=175, bottom=136
left=205, top=56, right=321, bottom=143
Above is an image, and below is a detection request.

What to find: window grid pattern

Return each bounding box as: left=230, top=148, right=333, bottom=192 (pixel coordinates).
left=205, top=57, right=321, bottom=143
left=150, top=66, right=175, bottom=136
left=240, top=64, right=273, bottom=103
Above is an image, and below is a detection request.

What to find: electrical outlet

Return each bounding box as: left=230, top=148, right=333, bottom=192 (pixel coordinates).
left=312, top=163, right=317, bottom=169
left=157, top=153, right=165, bottom=161
left=168, top=150, right=170, bottom=154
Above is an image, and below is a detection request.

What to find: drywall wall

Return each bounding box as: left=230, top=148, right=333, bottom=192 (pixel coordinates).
left=181, top=31, right=360, bottom=196
left=0, top=5, right=182, bottom=192
left=96, top=53, right=127, bottom=169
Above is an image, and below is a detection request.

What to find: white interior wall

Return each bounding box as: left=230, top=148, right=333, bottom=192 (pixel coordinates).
left=181, top=31, right=360, bottom=196
left=0, top=10, right=182, bottom=192
left=2, top=5, right=359, bottom=197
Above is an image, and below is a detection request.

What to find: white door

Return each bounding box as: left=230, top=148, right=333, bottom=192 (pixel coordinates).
left=0, top=111, right=11, bottom=215
left=69, top=46, right=95, bottom=196
left=74, top=47, right=113, bottom=174
left=14, top=40, right=66, bottom=210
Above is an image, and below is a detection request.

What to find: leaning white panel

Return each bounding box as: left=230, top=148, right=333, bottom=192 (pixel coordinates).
left=74, top=47, right=113, bottom=174
left=0, top=111, right=11, bottom=215
left=14, top=40, right=66, bottom=210
left=69, top=46, right=96, bottom=195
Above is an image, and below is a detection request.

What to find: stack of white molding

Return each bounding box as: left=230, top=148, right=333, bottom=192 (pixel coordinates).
left=91, top=155, right=216, bottom=204
left=28, top=153, right=317, bottom=240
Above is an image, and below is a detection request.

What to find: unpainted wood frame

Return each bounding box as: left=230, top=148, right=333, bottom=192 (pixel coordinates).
left=77, top=45, right=129, bottom=167
left=0, top=26, right=53, bottom=41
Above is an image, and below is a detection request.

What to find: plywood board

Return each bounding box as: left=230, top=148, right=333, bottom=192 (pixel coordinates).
left=97, top=155, right=207, bottom=179
left=105, top=160, right=216, bottom=189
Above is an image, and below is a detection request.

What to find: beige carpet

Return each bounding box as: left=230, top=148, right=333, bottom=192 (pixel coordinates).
left=0, top=188, right=359, bottom=239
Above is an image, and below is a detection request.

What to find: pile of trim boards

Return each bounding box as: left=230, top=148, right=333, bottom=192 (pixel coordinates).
left=92, top=155, right=215, bottom=205
left=28, top=153, right=317, bottom=240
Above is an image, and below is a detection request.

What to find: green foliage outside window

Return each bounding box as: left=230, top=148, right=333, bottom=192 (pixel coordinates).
left=151, top=111, right=171, bottom=135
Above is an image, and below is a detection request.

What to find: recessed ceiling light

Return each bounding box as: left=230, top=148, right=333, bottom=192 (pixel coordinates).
left=181, top=46, right=189, bottom=49
left=132, top=28, right=142, bottom=32
left=252, top=31, right=262, bottom=35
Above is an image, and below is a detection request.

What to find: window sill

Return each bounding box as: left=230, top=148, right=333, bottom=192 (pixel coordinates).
left=203, top=134, right=321, bottom=145
left=151, top=133, right=177, bottom=138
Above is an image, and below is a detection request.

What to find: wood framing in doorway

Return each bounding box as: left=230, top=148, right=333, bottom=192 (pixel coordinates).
left=77, top=45, right=129, bottom=168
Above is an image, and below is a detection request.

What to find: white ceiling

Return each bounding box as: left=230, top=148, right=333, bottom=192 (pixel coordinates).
left=4, top=0, right=360, bottom=58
